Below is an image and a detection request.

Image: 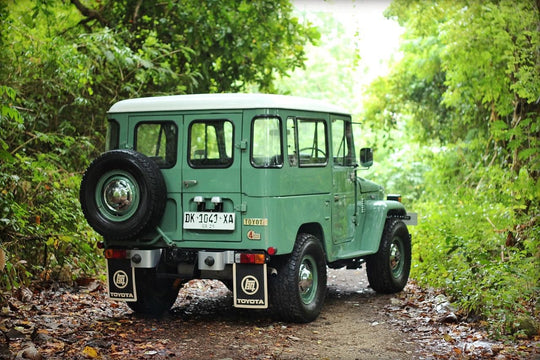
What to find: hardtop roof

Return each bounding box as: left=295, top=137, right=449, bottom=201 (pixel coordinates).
left=108, top=93, right=350, bottom=115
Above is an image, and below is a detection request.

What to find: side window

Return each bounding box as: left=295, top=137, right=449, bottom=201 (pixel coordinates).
left=251, top=117, right=282, bottom=168
left=286, top=117, right=297, bottom=167
left=332, top=119, right=355, bottom=166
left=297, top=118, right=328, bottom=167
left=106, top=120, right=119, bottom=150
left=135, top=122, right=177, bottom=168
left=188, top=120, right=233, bottom=168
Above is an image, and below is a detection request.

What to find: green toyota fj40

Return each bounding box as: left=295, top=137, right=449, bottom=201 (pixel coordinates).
left=79, top=93, right=416, bottom=322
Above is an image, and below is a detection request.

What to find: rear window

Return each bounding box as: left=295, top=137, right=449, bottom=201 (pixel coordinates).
left=188, top=120, right=234, bottom=168
left=135, top=122, right=178, bottom=168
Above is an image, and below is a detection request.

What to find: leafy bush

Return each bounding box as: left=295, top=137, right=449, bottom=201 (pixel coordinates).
left=1, top=0, right=320, bottom=297
left=0, top=86, right=104, bottom=292
left=410, top=142, right=539, bottom=338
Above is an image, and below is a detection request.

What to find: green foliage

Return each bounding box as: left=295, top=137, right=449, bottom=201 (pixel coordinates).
left=0, top=84, right=103, bottom=288
left=71, top=0, right=319, bottom=94
left=411, top=144, right=539, bottom=337
left=0, top=132, right=104, bottom=288
left=363, top=0, right=539, bottom=338
left=380, top=0, right=540, bottom=172
left=0, top=0, right=318, bottom=293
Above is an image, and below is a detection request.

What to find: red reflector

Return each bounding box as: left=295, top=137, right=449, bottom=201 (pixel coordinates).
left=104, top=249, right=127, bottom=259
left=239, top=253, right=266, bottom=264
left=240, top=253, right=254, bottom=263
left=267, top=247, right=277, bottom=256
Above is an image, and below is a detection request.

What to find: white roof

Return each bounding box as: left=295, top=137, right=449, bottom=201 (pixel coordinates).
left=108, top=93, right=349, bottom=115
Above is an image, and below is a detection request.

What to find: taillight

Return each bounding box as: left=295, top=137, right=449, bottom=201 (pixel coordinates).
left=236, top=252, right=266, bottom=264
left=104, top=249, right=127, bottom=259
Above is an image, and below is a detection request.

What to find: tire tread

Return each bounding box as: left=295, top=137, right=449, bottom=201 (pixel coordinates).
left=366, top=218, right=411, bottom=293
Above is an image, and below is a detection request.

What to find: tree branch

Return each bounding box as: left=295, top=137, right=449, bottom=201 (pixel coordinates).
left=132, top=0, right=144, bottom=31
left=70, top=0, right=110, bottom=28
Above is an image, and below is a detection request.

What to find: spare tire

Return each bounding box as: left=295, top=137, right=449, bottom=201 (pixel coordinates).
left=79, top=149, right=167, bottom=241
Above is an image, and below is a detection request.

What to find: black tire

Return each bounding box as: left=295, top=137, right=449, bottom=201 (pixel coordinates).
left=269, top=233, right=327, bottom=323
left=366, top=218, right=411, bottom=293
left=127, top=268, right=181, bottom=316
left=79, top=149, right=166, bottom=241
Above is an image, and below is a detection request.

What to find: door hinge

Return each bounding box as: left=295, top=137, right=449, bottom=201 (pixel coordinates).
left=236, top=140, right=248, bottom=150
left=235, top=202, right=247, bottom=212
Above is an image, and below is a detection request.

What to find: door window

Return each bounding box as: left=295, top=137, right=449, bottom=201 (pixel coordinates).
left=251, top=116, right=283, bottom=168
left=188, top=120, right=233, bottom=168
left=332, top=119, right=355, bottom=166
left=297, top=118, right=328, bottom=167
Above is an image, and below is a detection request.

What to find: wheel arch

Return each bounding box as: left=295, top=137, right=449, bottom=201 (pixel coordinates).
left=360, top=200, right=408, bottom=254
left=297, top=222, right=326, bottom=252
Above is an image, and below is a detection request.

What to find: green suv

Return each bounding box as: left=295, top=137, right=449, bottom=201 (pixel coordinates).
left=79, top=93, right=416, bottom=322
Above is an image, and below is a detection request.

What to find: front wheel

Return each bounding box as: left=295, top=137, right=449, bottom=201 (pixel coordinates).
left=126, top=268, right=181, bottom=317
left=269, top=233, right=327, bottom=323
left=366, top=219, right=411, bottom=293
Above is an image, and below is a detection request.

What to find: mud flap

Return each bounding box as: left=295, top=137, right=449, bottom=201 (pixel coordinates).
left=233, top=263, right=268, bottom=309
left=106, top=259, right=137, bottom=302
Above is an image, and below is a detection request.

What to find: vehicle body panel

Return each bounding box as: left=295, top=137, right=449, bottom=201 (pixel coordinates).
left=100, top=93, right=411, bottom=262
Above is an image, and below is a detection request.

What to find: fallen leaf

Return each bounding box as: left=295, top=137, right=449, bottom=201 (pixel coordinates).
left=443, top=334, right=454, bottom=343
left=82, top=345, right=99, bottom=359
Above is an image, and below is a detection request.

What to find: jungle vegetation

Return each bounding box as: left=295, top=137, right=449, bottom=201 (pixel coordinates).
left=1, top=0, right=538, bottom=339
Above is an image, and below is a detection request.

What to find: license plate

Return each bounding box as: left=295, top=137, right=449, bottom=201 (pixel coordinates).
left=233, top=263, right=268, bottom=309
left=106, top=259, right=137, bottom=302
left=183, top=212, right=235, bottom=230
left=403, top=212, right=418, bottom=226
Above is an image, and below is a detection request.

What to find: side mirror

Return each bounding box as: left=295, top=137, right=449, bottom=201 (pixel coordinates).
left=359, top=148, right=373, bottom=168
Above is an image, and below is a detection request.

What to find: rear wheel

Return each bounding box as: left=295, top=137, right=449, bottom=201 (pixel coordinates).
left=366, top=219, right=411, bottom=293
left=269, top=233, right=327, bottom=323
left=127, top=268, right=181, bottom=317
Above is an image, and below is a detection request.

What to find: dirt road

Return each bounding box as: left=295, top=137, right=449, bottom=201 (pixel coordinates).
left=165, top=268, right=418, bottom=359
left=3, top=268, right=538, bottom=359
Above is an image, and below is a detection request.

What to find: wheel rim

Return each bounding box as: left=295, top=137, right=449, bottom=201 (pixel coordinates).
left=298, top=255, right=318, bottom=304
left=389, top=237, right=404, bottom=278
left=96, top=170, right=140, bottom=221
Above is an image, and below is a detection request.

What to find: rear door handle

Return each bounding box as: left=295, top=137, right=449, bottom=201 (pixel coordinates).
left=183, top=180, right=198, bottom=188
